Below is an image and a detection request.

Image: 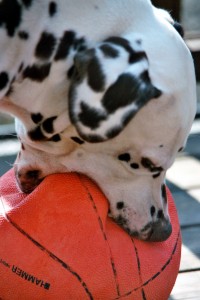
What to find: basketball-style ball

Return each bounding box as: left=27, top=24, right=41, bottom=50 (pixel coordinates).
left=0, top=169, right=181, bottom=300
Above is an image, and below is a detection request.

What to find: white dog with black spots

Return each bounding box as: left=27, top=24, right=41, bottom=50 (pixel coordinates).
left=0, top=0, right=196, bottom=241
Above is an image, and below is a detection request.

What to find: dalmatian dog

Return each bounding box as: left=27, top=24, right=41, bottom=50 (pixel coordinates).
left=0, top=0, right=197, bottom=241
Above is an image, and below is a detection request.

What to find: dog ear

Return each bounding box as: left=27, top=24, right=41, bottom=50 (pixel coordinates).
left=100, top=71, right=162, bottom=140
left=69, top=69, right=162, bottom=143
left=69, top=40, right=162, bottom=143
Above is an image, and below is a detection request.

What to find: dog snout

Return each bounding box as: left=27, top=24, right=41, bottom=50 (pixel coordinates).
left=15, top=168, right=43, bottom=194
left=140, top=217, right=172, bottom=242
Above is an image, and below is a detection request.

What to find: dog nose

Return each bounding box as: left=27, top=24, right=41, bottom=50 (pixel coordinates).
left=15, top=169, right=43, bottom=194
left=140, top=218, right=172, bottom=242
left=149, top=219, right=172, bottom=242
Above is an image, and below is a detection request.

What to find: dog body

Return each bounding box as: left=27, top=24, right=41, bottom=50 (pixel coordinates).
left=0, top=0, right=197, bottom=241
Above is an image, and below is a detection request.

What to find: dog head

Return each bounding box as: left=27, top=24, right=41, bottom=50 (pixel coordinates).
left=66, top=14, right=195, bottom=240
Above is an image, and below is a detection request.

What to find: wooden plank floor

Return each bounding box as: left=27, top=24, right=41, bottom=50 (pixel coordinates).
left=0, top=123, right=200, bottom=299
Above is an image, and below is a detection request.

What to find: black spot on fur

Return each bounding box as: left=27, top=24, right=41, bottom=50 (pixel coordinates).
left=73, top=37, right=87, bottom=52
left=102, top=72, right=161, bottom=115
left=42, top=116, right=57, bottom=133
left=18, top=62, right=24, bottom=73
left=122, top=110, right=135, bottom=128
left=117, top=202, right=124, bottom=210
left=87, top=54, right=105, bottom=92
left=129, top=51, right=147, bottom=64
left=100, top=44, right=119, bottom=58
left=5, top=77, right=15, bottom=95
left=178, top=147, right=184, bottom=152
left=72, top=48, right=105, bottom=91
left=28, top=127, right=46, bottom=141
left=35, top=32, right=56, bottom=59
left=159, top=144, right=164, bottom=148
left=141, top=157, right=163, bottom=173
left=140, top=71, right=162, bottom=99
left=0, top=0, right=22, bottom=36
left=31, top=113, right=43, bottom=124
left=104, top=36, right=147, bottom=64
left=49, top=134, right=61, bottom=142
left=77, top=133, right=103, bottom=143
left=71, top=136, right=85, bottom=145
left=115, top=215, right=127, bottom=226
left=21, top=0, right=33, bottom=8
left=157, top=210, right=164, bottom=219
left=67, top=65, right=75, bottom=79
left=0, top=72, right=9, bottom=90
left=102, top=74, right=136, bottom=113
left=5, top=85, right=14, bottom=96
left=11, top=75, right=16, bottom=84
left=26, top=170, right=40, bottom=180
left=23, top=63, right=51, bottom=81
left=105, top=37, right=130, bottom=49
left=153, top=172, right=161, bottom=179
left=106, top=126, right=121, bottom=140
left=49, top=1, right=57, bottom=17
left=18, top=30, right=29, bottom=40
left=78, top=102, right=106, bottom=129
left=55, top=31, right=76, bottom=61
left=150, top=206, right=156, bottom=217
left=131, top=163, right=139, bottom=169
left=118, top=153, right=131, bottom=162
left=88, top=135, right=103, bottom=143
left=161, top=184, right=167, bottom=204
left=18, top=151, right=21, bottom=159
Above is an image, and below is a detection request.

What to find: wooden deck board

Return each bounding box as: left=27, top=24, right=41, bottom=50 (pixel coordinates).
left=170, top=190, right=200, bottom=227
left=180, top=227, right=200, bottom=271
left=167, top=156, right=200, bottom=190
left=170, top=271, right=200, bottom=300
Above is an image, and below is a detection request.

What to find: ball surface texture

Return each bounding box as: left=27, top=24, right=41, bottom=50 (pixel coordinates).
left=0, top=169, right=181, bottom=299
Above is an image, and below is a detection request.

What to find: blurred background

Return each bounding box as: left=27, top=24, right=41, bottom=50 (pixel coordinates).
left=0, top=1, right=200, bottom=299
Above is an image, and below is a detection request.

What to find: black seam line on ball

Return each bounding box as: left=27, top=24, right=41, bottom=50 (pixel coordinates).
left=113, top=230, right=180, bottom=299
left=77, top=174, right=121, bottom=297
left=131, top=238, right=147, bottom=300
left=0, top=200, right=94, bottom=300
